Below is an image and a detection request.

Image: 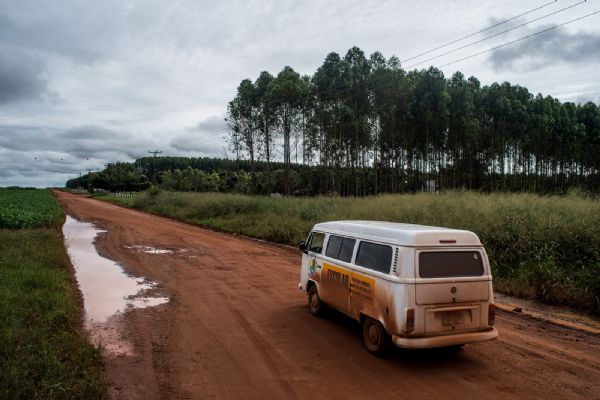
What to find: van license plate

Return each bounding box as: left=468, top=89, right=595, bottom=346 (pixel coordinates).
left=441, top=311, right=463, bottom=326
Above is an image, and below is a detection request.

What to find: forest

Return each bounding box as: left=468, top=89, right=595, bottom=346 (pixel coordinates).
left=67, top=46, right=600, bottom=196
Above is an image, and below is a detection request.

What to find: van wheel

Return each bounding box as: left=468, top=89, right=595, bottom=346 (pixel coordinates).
left=308, top=285, right=324, bottom=316
left=362, top=317, right=390, bottom=355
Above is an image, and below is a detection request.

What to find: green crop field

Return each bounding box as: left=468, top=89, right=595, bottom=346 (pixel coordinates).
left=0, top=188, right=105, bottom=399
left=102, top=190, right=600, bottom=314
left=0, top=188, right=62, bottom=228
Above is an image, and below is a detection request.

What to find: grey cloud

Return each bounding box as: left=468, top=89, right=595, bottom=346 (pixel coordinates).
left=60, top=125, right=118, bottom=140
left=189, top=116, right=227, bottom=134
left=0, top=47, right=47, bottom=103
left=489, top=25, right=600, bottom=70
left=0, top=0, right=598, bottom=187
left=170, top=116, right=228, bottom=154
left=0, top=124, right=158, bottom=187
left=570, top=93, right=600, bottom=105
left=0, top=4, right=124, bottom=63
left=0, top=124, right=154, bottom=159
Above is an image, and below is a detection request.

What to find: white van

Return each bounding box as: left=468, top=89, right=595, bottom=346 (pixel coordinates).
left=298, top=221, right=498, bottom=354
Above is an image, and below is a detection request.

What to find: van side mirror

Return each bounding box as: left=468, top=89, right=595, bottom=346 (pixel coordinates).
left=299, top=241, right=307, bottom=253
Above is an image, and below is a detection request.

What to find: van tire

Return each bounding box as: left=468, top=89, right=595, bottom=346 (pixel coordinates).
left=308, top=285, right=324, bottom=316
left=362, top=317, right=390, bottom=355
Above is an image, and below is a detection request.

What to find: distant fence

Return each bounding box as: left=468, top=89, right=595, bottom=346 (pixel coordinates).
left=111, top=192, right=136, bottom=199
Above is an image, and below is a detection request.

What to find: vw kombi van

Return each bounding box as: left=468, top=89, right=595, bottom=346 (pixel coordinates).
left=299, top=221, right=498, bottom=354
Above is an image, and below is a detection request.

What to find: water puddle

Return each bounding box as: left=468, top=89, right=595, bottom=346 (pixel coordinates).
left=495, top=292, right=600, bottom=334
left=63, top=216, right=169, bottom=355
left=125, top=245, right=175, bottom=255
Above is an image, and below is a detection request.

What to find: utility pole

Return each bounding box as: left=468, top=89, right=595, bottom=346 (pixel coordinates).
left=147, top=150, right=162, bottom=183
left=86, top=169, right=93, bottom=193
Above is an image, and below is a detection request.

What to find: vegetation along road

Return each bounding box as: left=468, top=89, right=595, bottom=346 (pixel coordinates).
left=55, top=191, right=600, bottom=400
left=0, top=188, right=104, bottom=399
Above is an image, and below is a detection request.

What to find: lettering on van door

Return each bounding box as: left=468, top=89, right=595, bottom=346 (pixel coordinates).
left=323, top=263, right=350, bottom=289
left=322, top=262, right=351, bottom=312
left=350, top=274, right=375, bottom=302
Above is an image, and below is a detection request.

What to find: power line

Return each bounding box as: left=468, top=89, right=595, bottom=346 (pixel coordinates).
left=401, top=0, right=559, bottom=63
left=438, top=9, right=600, bottom=68
left=406, top=0, right=587, bottom=69
left=148, top=149, right=163, bottom=157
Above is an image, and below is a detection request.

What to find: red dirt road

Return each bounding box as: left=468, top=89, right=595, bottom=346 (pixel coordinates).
left=55, top=191, right=600, bottom=400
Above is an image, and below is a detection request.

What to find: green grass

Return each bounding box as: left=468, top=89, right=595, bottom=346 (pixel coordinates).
left=0, top=188, right=62, bottom=228
left=0, top=189, right=105, bottom=399
left=101, top=190, right=600, bottom=314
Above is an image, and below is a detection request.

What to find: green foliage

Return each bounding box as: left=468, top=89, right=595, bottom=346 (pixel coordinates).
left=107, top=191, right=600, bottom=314
left=0, top=230, right=106, bottom=399
left=223, top=47, right=600, bottom=196
left=0, top=188, right=62, bottom=228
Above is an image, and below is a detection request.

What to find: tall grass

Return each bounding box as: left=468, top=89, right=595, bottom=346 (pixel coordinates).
left=107, top=190, right=600, bottom=313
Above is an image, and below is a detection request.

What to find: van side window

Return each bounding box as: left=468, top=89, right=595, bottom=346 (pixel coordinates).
left=325, top=235, right=356, bottom=263
left=325, top=235, right=342, bottom=258
left=355, top=241, right=392, bottom=274
left=308, top=232, right=325, bottom=254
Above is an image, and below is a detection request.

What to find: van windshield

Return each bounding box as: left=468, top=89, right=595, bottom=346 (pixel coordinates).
left=419, top=251, right=484, bottom=278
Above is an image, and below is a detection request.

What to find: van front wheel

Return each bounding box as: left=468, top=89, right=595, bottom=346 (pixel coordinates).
left=362, top=317, right=390, bottom=355
left=308, top=285, right=324, bottom=316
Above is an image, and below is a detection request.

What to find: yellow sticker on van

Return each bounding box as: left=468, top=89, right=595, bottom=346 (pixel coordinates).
left=322, top=262, right=375, bottom=302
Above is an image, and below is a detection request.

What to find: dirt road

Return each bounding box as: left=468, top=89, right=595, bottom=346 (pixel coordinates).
left=55, top=191, right=600, bottom=400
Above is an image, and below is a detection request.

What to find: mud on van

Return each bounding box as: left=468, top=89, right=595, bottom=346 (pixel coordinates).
left=298, top=221, right=498, bottom=354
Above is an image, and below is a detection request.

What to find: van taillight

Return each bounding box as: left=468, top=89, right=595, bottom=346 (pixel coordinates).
left=406, top=308, right=415, bottom=333
left=488, top=303, right=496, bottom=326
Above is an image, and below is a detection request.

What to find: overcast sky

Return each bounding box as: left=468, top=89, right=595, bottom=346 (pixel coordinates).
left=1, top=0, right=599, bottom=187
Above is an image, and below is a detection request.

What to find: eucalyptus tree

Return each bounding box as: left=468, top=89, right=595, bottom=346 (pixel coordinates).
left=226, top=79, right=259, bottom=192
left=369, top=52, right=412, bottom=193
left=577, top=101, right=600, bottom=187
left=254, top=71, right=276, bottom=193
left=268, top=66, right=308, bottom=195
left=447, top=72, right=479, bottom=188
left=343, top=46, right=372, bottom=195
left=312, top=52, right=352, bottom=193
left=411, top=67, right=449, bottom=188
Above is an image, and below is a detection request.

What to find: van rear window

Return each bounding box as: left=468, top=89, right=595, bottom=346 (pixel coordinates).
left=419, top=251, right=484, bottom=278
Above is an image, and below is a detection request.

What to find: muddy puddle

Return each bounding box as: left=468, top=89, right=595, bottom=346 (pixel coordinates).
left=63, top=216, right=168, bottom=355
left=125, top=245, right=176, bottom=254
left=495, top=292, right=600, bottom=333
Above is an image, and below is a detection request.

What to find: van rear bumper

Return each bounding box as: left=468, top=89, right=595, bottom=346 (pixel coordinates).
left=392, top=328, right=498, bottom=349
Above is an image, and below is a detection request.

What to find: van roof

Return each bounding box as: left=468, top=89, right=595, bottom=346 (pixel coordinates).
left=313, top=220, right=481, bottom=247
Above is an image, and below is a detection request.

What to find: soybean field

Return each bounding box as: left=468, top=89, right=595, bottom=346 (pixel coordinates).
left=0, top=188, right=62, bottom=228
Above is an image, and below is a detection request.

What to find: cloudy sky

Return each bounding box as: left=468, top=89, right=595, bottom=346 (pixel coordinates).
left=1, top=0, right=599, bottom=187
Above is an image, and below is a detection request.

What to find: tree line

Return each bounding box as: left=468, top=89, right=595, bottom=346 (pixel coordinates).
left=226, top=46, right=600, bottom=195
left=66, top=46, right=600, bottom=195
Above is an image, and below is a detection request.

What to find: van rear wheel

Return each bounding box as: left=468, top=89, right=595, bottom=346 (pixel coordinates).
left=362, top=317, right=390, bottom=355
left=308, top=285, right=324, bottom=316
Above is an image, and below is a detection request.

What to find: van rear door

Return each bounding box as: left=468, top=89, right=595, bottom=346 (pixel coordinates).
left=415, top=249, right=490, bottom=333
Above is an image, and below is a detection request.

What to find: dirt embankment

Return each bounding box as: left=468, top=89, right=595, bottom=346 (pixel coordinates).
left=54, top=191, right=600, bottom=400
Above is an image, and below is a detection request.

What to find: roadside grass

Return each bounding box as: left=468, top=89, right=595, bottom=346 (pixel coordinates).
left=0, top=189, right=105, bottom=399
left=100, top=190, right=600, bottom=314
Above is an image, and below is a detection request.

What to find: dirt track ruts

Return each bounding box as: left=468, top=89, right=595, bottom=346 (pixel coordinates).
left=54, top=191, right=600, bottom=400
